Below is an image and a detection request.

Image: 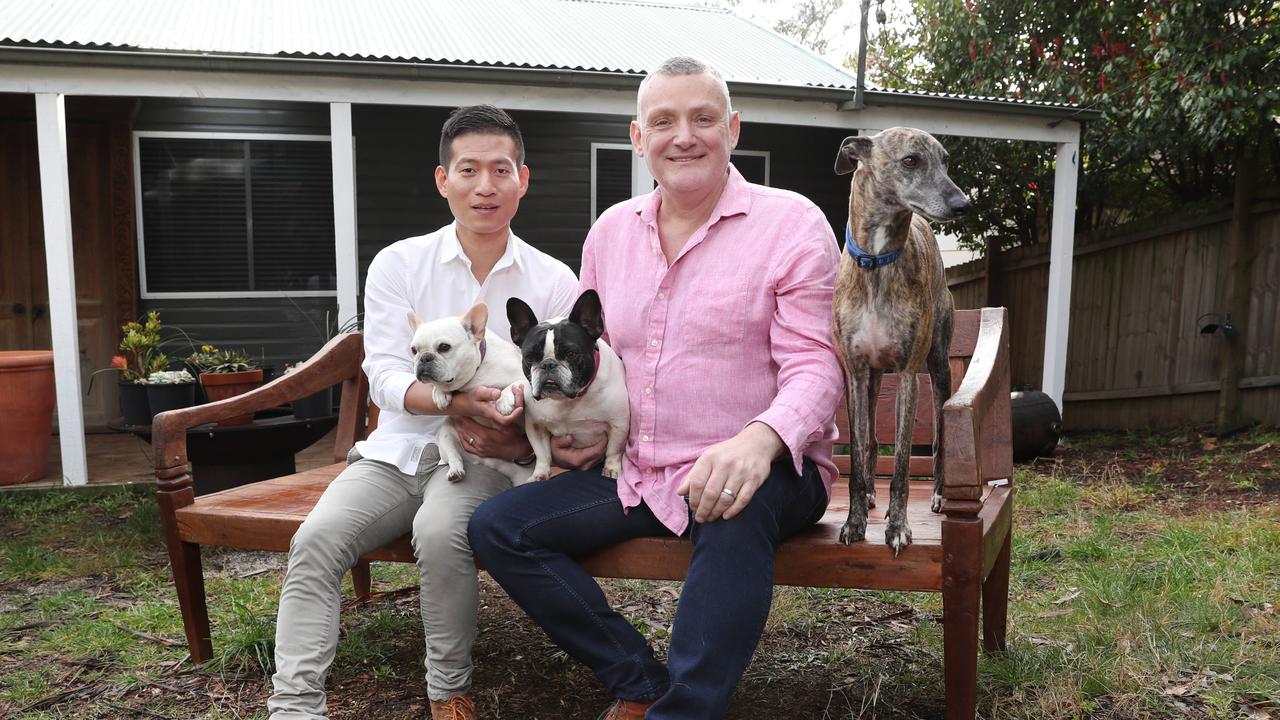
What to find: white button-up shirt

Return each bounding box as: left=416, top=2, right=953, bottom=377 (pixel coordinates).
left=354, top=223, right=578, bottom=474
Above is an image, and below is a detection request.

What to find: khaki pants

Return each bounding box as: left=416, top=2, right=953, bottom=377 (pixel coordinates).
left=268, top=446, right=512, bottom=719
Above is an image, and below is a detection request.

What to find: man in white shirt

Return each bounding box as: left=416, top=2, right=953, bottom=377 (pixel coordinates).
left=268, top=105, right=580, bottom=720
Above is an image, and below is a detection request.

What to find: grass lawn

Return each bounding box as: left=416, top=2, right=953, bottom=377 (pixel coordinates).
left=1, top=428, right=1277, bottom=719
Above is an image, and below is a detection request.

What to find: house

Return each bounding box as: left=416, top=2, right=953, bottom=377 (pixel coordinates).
left=0, top=0, right=1091, bottom=485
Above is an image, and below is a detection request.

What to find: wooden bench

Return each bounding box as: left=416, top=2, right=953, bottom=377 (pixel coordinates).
left=154, top=307, right=1013, bottom=720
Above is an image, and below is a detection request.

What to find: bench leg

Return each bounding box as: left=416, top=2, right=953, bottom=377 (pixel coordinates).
left=157, top=490, right=213, bottom=664
left=351, top=559, right=372, bottom=601
left=942, top=515, right=982, bottom=720
left=983, top=526, right=1011, bottom=653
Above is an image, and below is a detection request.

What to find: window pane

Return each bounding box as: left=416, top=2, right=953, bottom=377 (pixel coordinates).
left=139, top=138, right=248, bottom=292
left=733, top=153, right=768, bottom=186
left=251, top=141, right=336, bottom=291
left=595, top=148, right=633, bottom=219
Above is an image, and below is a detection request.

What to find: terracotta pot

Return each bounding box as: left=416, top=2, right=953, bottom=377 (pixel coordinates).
left=0, top=351, right=56, bottom=485
left=199, top=369, right=264, bottom=426
left=118, top=380, right=151, bottom=426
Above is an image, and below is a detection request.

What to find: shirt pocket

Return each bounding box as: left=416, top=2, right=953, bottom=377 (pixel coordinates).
left=679, top=286, right=749, bottom=344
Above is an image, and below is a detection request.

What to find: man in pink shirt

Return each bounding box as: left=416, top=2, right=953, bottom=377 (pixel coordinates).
left=469, top=57, right=843, bottom=719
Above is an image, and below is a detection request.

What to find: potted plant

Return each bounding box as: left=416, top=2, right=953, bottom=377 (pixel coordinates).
left=88, top=311, right=169, bottom=425
left=283, top=362, right=334, bottom=420
left=188, top=345, right=263, bottom=426
left=145, top=369, right=196, bottom=419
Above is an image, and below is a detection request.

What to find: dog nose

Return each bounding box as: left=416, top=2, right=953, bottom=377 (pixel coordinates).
left=421, top=353, right=435, bottom=363
left=949, top=197, right=971, bottom=216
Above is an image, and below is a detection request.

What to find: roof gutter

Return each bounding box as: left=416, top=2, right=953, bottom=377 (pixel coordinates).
left=0, top=43, right=1095, bottom=121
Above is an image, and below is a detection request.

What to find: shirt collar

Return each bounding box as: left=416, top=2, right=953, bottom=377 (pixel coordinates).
left=441, top=222, right=524, bottom=272
left=636, top=162, right=754, bottom=226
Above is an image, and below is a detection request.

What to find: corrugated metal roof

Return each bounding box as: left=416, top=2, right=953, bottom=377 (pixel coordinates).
left=0, top=0, right=1083, bottom=112
left=0, top=0, right=860, bottom=89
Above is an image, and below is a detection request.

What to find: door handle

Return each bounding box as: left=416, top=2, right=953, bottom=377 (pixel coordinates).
left=31, top=305, right=46, bottom=321
left=11, top=303, right=24, bottom=315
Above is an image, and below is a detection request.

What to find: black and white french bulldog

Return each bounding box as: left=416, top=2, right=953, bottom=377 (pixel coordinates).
left=502, top=290, right=629, bottom=482
left=407, top=303, right=532, bottom=485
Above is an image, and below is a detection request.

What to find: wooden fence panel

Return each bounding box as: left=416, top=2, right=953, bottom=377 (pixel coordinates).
left=946, top=199, right=1279, bottom=430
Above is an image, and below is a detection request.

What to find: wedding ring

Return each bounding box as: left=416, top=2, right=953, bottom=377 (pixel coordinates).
left=721, top=488, right=736, bottom=498
left=468, top=436, right=476, bottom=445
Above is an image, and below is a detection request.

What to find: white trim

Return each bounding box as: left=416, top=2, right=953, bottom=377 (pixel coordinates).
left=589, top=142, right=633, bottom=223
left=630, top=153, right=654, bottom=199
left=330, top=103, right=359, bottom=329
left=35, top=93, right=87, bottom=487
left=0, top=63, right=1083, bottom=143
left=1042, top=139, right=1080, bottom=411
left=133, top=129, right=339, bottom=299
left=133, top=130, right=331, bottom=142
left=731, top=149, right=770, bottom=186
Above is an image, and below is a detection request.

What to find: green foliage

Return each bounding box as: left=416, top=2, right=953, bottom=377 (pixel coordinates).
left=871, top=0, right=1280, bottom=249
left=187, top=344, right=258, bottom=374
left=114, top=311, right=170, bottom=382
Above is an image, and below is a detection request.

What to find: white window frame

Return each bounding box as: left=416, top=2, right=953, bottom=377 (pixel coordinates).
left=133, top=130, right=338, bottom=299
left=732, top=149, right=771, bottom=186
left=589, top=142, right=637, bottom=223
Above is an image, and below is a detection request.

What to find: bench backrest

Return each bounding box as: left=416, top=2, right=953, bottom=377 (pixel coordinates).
left=343, top=308, right=987, bottom=478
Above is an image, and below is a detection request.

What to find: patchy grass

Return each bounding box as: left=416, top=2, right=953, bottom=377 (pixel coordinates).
left=2, top=430, right=1279, bottom=719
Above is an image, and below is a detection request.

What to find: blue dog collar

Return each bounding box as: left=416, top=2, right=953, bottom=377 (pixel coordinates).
left=845, top=223, right=902, bottom=269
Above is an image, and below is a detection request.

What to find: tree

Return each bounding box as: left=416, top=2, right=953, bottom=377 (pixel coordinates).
left=870, top=0, right=1280, bottom=249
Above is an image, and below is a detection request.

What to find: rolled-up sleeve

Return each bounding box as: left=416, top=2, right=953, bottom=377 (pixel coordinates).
left=751, top=209, right=844, bottom=474
left=360, top=249, right=418, bottom=414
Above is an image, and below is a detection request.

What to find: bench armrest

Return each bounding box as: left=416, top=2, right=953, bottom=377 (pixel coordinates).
left=153, top=333, right=369, bottom=497
left=940, top=307, right=1013, bottom=516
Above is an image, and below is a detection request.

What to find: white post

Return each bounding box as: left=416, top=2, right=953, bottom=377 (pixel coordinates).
left=330, top=102, right=359, bottom=331
left=35, top=93, right=88, bottom=487
left=1042, top=136, right=1080, bottom=411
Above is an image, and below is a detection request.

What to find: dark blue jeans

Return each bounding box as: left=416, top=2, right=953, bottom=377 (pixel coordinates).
left=468, top=459, right=828, bottom=719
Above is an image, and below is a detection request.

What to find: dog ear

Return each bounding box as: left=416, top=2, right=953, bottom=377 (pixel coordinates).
left=461, top=303, right=488, bottom=341
left=834, top=135, right=873, bottom=175
left=506, top=297, right=539, bottom=347
left=406, top=310, right=424, bottom=332
left=569, top=289, right=605, bottom=343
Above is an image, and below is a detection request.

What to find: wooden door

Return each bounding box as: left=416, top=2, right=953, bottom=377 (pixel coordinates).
left=0, top=97, right=134, bottom=431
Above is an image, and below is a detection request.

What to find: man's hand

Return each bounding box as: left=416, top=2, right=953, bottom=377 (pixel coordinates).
left=550, top=434, right=608, bottom=471
left=449, top=385, right=525, bottom=425
left=450, top=385, right=531, bottom=461
left=677, top=422, right=785, bottom=523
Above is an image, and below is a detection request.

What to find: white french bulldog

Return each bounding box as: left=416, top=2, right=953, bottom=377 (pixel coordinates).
left=504, top=290, right=630, bottom=482
left=407, top=303, right=532, bottom=485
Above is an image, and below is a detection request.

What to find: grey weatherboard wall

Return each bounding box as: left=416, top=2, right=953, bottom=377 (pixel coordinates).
left=136, top=99, right=854, bottom=372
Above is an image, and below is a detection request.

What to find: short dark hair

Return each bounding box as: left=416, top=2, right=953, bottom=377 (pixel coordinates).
left=439, top=105, right=525, bottom=168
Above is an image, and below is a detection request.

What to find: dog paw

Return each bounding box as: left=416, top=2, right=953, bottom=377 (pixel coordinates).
left=531, top=462, right=552, bottom=483
left=601, top=457, right=621, bottom=479
left=885, top=520, right=912, bottom=556
left=432, top=386, right=452, bottom=411
left=838, top=516, right=868, bottom=545
left=495, top=391, right=517, bottom=416
left=931, top=493, right=943, bottom=513
left=447, top=464, right=466, bottom=482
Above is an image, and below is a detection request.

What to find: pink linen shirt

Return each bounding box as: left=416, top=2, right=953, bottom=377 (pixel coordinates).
left=580, top=164, right=843, bottom=536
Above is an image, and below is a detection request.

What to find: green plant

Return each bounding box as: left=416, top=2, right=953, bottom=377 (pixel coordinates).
left=146, top=369, right=194, bottom=385
left=188, top=344, right=259, bottom=374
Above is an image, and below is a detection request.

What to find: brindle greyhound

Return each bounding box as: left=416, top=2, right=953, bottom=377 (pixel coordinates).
left=832, top=127, right=971, bottom=555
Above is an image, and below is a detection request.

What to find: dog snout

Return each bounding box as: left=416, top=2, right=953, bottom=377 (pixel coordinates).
left=948, top=195, right=971, bottom=216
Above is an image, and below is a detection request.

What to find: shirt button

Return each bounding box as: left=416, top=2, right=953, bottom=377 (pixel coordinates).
left=642, top=434, right=651, bottom=442
left=657, top=292, right=666, bottom=300
left=644, top=387, right=652, bottom=395
left=649, top=339, right=659, bottom=347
